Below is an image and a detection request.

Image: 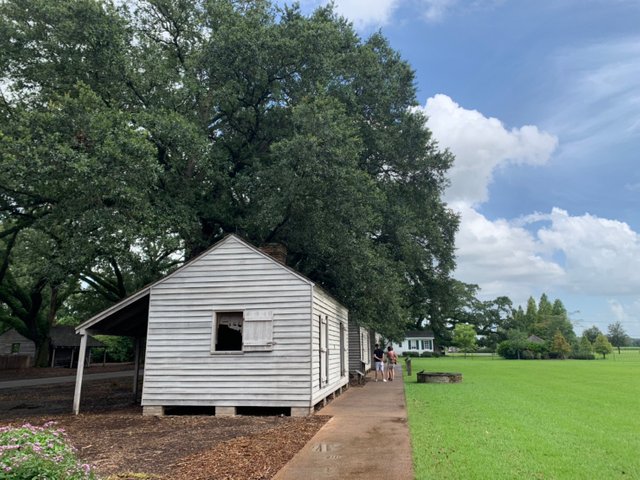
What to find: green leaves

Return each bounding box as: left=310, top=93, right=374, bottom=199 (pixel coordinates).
left=1, top=0, right=460, bottom=346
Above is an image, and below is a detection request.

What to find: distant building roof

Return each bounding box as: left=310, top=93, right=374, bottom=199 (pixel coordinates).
left=404, top=330, right=435, bottom=339
left=50, top=326, right=103, bottom=348
left=527, top=335, right=545, bottom=344
left=0, top=326, right=103, bottom=348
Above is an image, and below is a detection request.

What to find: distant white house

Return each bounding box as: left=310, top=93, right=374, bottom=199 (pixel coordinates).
left=394, top=330, right=435, bottom=355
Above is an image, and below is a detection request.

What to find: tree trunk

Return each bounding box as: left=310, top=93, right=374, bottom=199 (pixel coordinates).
left=34, top=339, right=50, bottom=367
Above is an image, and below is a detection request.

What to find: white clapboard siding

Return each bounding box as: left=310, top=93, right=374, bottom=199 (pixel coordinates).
left=348, top=324, right=372, bottom=372
left=0, top=330, right=36, bottom=357
left=141, top=236, right=316, bottom=408
left=310, top=287, right=349, bottom=405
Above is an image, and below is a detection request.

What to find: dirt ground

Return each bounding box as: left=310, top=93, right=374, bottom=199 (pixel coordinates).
left=0, top=368, right=329, bottom=479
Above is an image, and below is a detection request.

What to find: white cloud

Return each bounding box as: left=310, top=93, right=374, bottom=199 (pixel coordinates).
left=454, top=204, right=640, bottom=310
left=420, top=0, right=457, bottom=22
left=452, top=203, right=565, bottom=303
left=531, top=208, right=640, bottom=295
left=333, top=0, right=399, bottom=28
left=422, top=95, right=640, bottom=332
left=418, top=0, right=505, bottom=23
left=608, top=299, right=629, bottom=323
left=419, top=94, right=558, bottom=206
left=546, top=37, right=640, bottom=155
left=298, top=0, right=398, bottom=29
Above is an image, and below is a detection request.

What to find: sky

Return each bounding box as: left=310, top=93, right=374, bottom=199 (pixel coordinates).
left=285, top=0, right=640, bottom=337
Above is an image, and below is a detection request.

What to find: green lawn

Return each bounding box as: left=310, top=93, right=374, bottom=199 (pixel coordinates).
left=403, top=352, right=640, bottom=479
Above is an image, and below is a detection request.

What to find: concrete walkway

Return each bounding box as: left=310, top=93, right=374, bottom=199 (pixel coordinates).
left=274, top=366, right=413, bottom=480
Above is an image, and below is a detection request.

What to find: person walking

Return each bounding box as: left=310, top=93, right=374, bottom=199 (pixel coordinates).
left=373, top=344, right=385, bottom=382
left=386, top=346, right=398, bottom=381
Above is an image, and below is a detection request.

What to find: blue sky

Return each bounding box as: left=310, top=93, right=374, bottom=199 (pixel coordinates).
left=286, top=0, right=640, bottom=337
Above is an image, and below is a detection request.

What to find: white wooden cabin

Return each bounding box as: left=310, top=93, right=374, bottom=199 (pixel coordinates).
left=0, top=327, right=102, bottom=369
left=73, top=234, right=349, bottom=417
left=348, top=324, right=373, bottom=374
left=0, top=329, right=35, bottom=357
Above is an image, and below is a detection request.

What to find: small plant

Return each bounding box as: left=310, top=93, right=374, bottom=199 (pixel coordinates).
left=0, top=421, right=96, bottom=480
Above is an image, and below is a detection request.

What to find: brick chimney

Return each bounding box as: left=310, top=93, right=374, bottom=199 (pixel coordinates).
left=259, top=243, right=287, bottom=264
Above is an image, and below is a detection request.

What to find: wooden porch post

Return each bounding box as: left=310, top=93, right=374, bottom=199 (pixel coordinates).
left=73, top=332, right=88, bottom=415
left=133, top=337, right=141, bottom=397
left=50, top=348, right=56, bottom=368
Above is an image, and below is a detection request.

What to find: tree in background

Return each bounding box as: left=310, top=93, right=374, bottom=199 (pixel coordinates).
left=593, top=334, right=613, bottom=359
left=571, top=335, right=594, bottom=360
left=582, top=325, right=603, bottom=344
left=531, top=297, right=575, bottom=344
left=550, top=330, right=571, bottom=359
left=453, top=323, right=477, bottom=357
left=607, top=321, right=629, bottom=354
left=0, top=0, right=458, bottom=358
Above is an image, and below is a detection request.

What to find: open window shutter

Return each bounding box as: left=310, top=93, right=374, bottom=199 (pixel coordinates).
left=243, top=310, right=274, bottom=351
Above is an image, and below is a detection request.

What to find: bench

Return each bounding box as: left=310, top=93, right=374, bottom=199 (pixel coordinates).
left=350, top=369, right=365, bottom=385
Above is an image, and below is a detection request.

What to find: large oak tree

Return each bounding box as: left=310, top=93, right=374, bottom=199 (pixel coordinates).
left=1, top=0, right=459, bottom=362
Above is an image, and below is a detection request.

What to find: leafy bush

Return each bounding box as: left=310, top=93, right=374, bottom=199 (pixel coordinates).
left=420, top=351, right=441, bottom=357
left=0, top=422, right=96, bottom=480
left=497, top=340, right=549, bottom=360
left=521, top=350, right=535, bottom=360
left=404, top=351, right=420, bottom=357
left=570, top=353, right=596, bottom=360
left=91, top=335, right=134, bottom=363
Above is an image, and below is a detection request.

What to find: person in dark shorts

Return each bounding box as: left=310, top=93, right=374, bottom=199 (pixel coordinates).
left=373, top=343, right=385, bottom=382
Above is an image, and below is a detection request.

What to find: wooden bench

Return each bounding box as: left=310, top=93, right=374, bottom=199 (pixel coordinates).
left=350, top=369, right=365, bottom=385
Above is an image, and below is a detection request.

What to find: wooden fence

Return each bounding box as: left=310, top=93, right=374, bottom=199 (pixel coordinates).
left=0, top=355, right=33, bottom=369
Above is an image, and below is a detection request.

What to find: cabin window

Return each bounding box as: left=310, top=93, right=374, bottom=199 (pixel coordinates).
left=211, top=310, right=274, bottom=353
left=11, top=343, right=20, bottom=354
left=421, top=339, right=433, bottom=351
left=213, top=312, right=243, bottom=351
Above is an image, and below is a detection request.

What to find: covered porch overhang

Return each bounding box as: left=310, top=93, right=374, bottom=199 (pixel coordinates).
left=73, top=288, right=151, bottom=414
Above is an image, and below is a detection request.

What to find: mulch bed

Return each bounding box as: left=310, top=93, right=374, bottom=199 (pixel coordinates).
left=0, top=369, right=329, bottom=479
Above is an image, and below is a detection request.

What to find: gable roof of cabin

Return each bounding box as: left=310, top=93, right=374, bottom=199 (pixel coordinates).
left=76, top=234, right=341, bottom=336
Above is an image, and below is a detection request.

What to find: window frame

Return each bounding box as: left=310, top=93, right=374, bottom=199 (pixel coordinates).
left=211, top=310, right=244, bottom=354
left=210, top=309, right=275, bottom=354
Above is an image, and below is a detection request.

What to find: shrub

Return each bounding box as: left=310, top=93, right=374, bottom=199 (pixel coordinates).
left=570, top=353, right=596, bottom=360
left=405, top=351, right=420, bottom=357
left=476, top=347, right=495, bottom=354
left=497, top=340, right=549, bottom=360
left=521, top=350, right=535, bottom=360
left=0, top=422, right=96, bottom=480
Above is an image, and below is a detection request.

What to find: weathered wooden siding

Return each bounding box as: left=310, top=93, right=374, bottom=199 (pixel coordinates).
left=310, top=287, right=349, bottom=405
left=0, top=330, right=36, bottom=357
left=141, top=236, right=315, bottom=408
left=348, top=324, right=372, bottom=372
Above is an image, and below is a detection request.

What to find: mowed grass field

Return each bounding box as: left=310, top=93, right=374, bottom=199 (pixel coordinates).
left=404, top=350, right=640, bottom=479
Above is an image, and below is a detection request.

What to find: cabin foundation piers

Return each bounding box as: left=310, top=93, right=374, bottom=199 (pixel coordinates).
left=216, top=406, right=237, bottom=417
left=143, top=406, right=165, bottom=416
